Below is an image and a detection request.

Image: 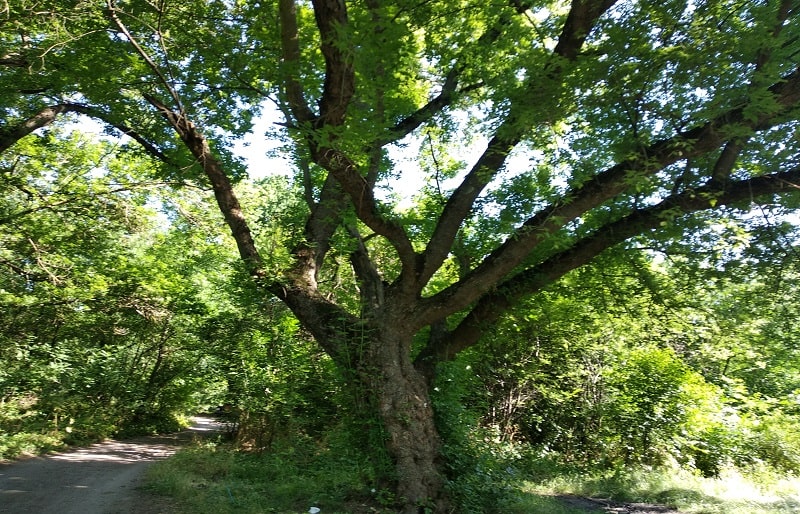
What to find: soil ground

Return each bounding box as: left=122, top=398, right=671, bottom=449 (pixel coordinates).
left=556, top=494, right=684, bottom=513
left=0, top=416, right=222, bottom=514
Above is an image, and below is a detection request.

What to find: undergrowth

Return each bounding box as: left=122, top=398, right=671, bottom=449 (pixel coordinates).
left=144, top=434, right=395, bottom=514
left=143, top=436, right=800, bottom=514
left=519, top=460, right=800, bottom=514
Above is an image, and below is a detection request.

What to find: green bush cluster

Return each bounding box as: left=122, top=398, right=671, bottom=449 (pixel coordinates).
left=0, top=338, right=198, bottom=459
left=452, top=251, right=800, bottom=483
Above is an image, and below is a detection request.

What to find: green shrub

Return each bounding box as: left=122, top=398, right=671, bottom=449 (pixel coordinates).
left=433, top=361, right=524, bottom=513
left=0, top=431, right=64, bottom=460
left=739, top=411, right=800, bottom=473
left=145, top=431, right=392, bottom=514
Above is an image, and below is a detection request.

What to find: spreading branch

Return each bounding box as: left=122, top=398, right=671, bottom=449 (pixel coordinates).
left=0, top=103, right=172, bottom=164
left=312, top=0, right=355, bottom=126
left=553, top=0, right=619, bottom=60
left=417, top=0, right=620, bottom=290
left=0, top=104, right=79, bottom=154
left=143, top=94, right=265, bottom=279
left=348, top=225, right=385, bottom=313
left=107, top=0, right=185, bottom=115
left=295, top=173, right=350, bottom=285
left=415, top=164, right=800, bottom=369
left=278, top=0, right=316, bottom=124
left=312, top=146, right=419, bottom=275
left=416, top=66, right=800, bottom=327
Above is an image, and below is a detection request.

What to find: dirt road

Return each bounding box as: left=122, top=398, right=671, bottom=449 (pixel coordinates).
left=0, top=416, right=222, bottom=514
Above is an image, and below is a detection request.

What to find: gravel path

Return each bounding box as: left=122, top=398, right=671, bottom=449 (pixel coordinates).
left=0, top=416, right=222, bottom=514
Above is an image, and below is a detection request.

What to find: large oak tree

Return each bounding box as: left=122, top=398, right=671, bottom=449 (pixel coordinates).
left=3, top=0, right=799, bottom=510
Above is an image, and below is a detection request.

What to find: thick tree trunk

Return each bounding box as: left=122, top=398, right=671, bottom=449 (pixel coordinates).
left=365, top=330, right=447, bottom=514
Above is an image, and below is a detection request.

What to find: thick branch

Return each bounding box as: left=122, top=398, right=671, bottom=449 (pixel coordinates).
left=0, top=104, right=76, bottom=154
left=0, top=103, right=171, bottom=164
left=144, top=90, right=357, bottom=364
left=304, top=0, right=516, bottom=288
left=418, top=133, right=519, bottom=287
left=554, top=0, right=619, bottom=60
left=312, top=146, right=418, bottom=273
left=348, top=225, right=385, bottom=312
left=272, top=283, right=360, bottom=366
left=144, top=94, right=265, bottom=278
left=417, top=0, right=618, bottom=290
left=342, top=6, right=534, bottom=290
left=710, top=139, right=746, bottom=184
left=279, top=0, right=316, bottom=123
left=0, top=53, right=28, bottom=67
left=417, top=67, right=800, bottom=327
left=284, top=0, right=364, bottom=286
left=415, top=165, right=800, bottom=369
left=298, top=173, right=349, bottom=280
left=312, top=0, right=355, bottom=125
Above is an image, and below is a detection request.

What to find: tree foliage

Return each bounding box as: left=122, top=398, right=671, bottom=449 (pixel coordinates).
left=458, top=241, right=800, bottom=481
left=0, top=131, right=244, bottom=451
left=2, top=0, right=800, bottom=510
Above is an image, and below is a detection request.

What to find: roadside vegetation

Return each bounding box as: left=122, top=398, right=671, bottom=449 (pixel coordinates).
left=142, top=439, right=800, bottom=513
left=3, top=1, right=800, bottom=511
left=521, top=465, right=800, bottom=514
left=143, top=240, right=799, bottom=514
left=3, top=147, right=799, bottom=510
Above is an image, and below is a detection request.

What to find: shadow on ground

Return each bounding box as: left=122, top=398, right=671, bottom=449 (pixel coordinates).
left=557, top=494, right=684, bottom=513
left=0, top=416, right=223, bottom=514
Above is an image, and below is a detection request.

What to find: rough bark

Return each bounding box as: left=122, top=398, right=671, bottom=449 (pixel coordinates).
left=361, top=325, right=447, bottom=514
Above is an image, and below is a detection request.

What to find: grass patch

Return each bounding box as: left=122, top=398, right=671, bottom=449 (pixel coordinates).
left=145, top=440, right=592, bottom=514
left=507, top=493, right=601, bottom=513
left=143, top=436, right=392, bottom=514
left=143, top=439, right=800, bottom=514
left=519, top=462, right=800, bottom=514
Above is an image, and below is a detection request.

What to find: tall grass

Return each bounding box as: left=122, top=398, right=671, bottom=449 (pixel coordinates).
left=143, top=435, right=393, bottom=514
left=143, top=437, right=800, bottom=514
left=518, top=462, right=800, bottom=514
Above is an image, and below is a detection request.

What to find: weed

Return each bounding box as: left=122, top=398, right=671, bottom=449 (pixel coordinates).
left=519, top=462, right=800, bottom=514
left=144, top=434, right=389, bottom=514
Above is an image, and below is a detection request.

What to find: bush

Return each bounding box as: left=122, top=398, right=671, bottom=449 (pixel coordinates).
left=739, top=410, right=800, bottom=473
left=432, top=361, right=524, bottom=513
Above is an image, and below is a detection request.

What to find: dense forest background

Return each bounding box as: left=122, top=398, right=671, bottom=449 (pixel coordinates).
left=2, top=127, right=799, bottom=511
left=2, top=0, right=800, bottom=512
